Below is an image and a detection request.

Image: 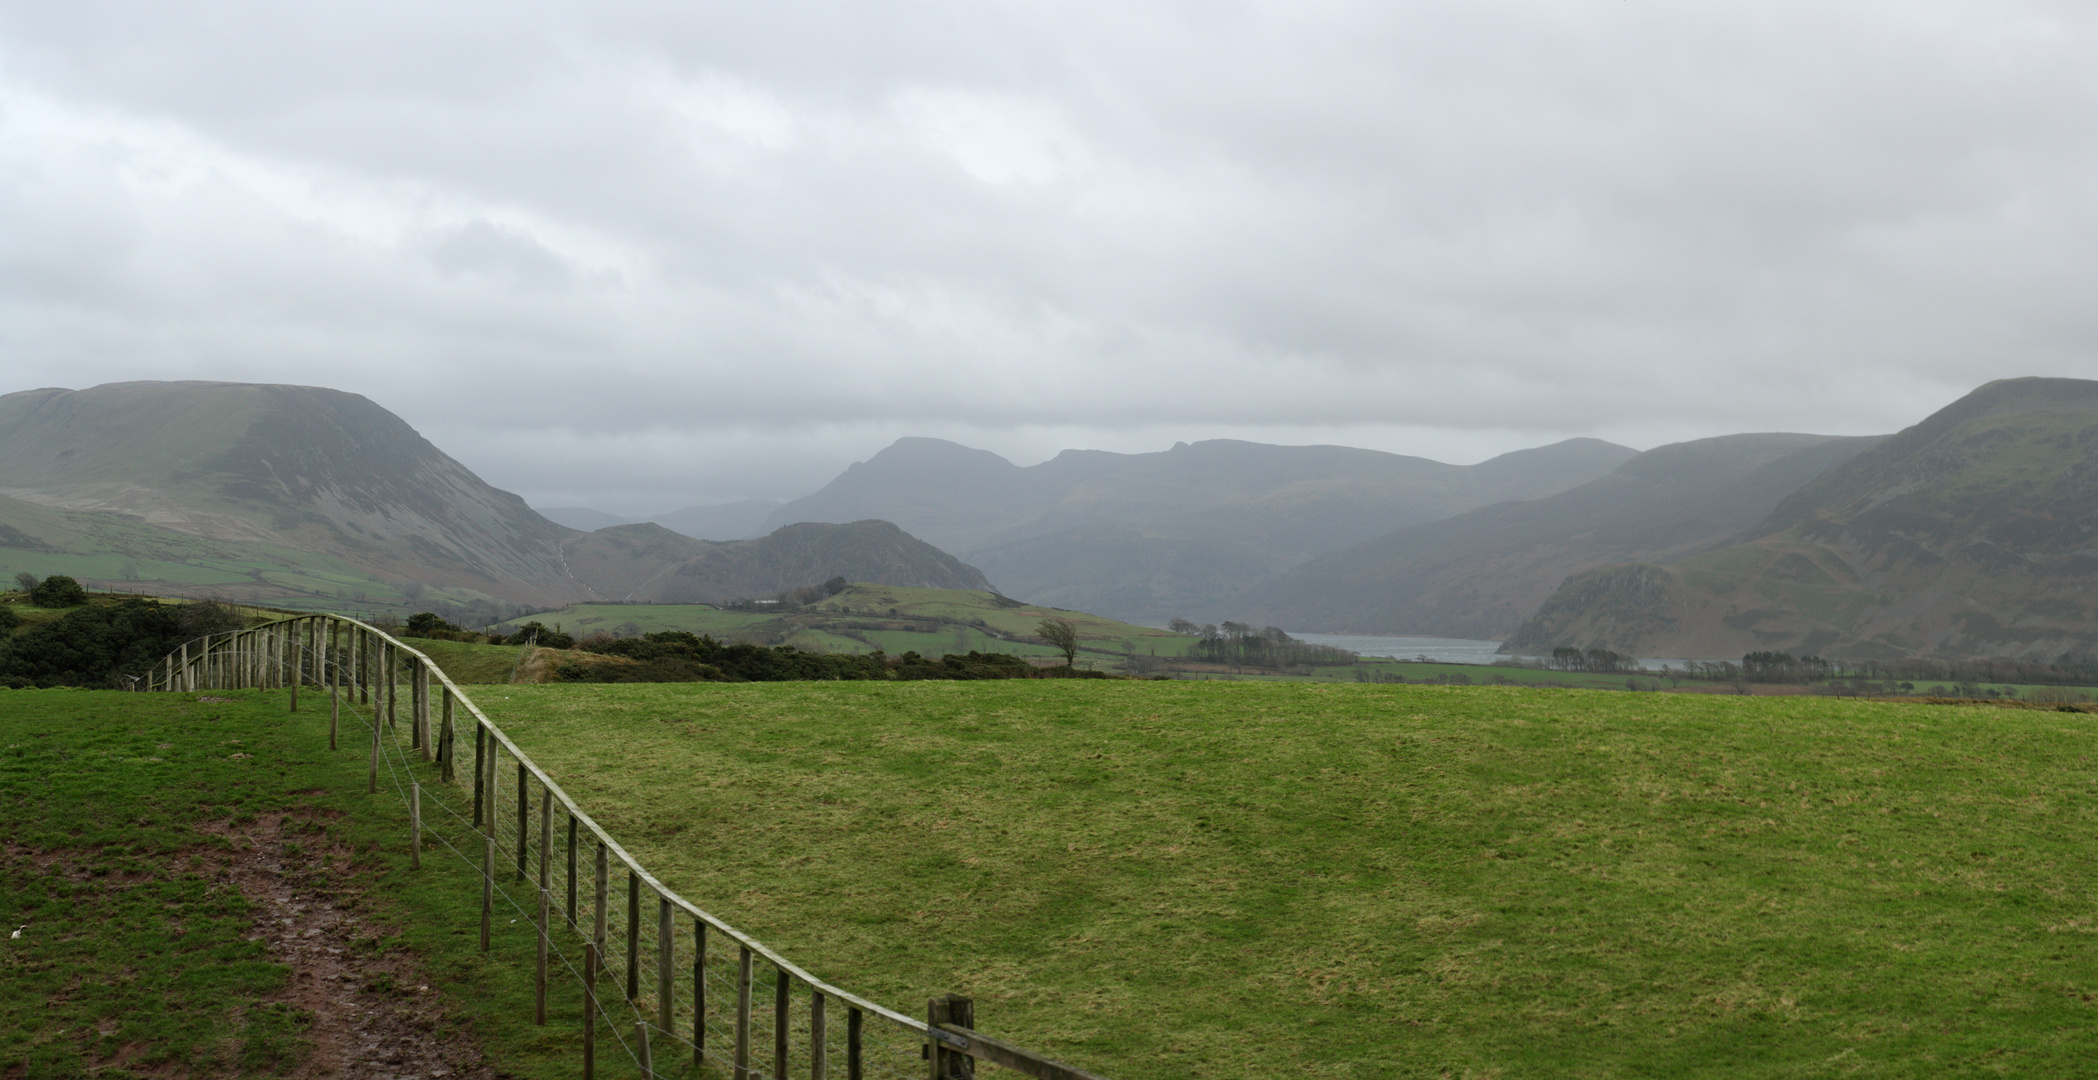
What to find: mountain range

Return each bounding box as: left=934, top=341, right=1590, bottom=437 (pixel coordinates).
left=0, top=383, right=987, bottom=611
left=11, top=377, right=2098, bottom=663
left=761, top=435, right=1638, bottom=623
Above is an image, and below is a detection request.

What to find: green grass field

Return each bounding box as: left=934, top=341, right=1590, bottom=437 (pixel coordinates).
left=0, top=688, right=582, bottom=1078
left=470, top=680, right=2098, bottom=1079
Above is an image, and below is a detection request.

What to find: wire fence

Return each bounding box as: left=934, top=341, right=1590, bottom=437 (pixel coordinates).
left=144, top=614, right=1106, bottom=1080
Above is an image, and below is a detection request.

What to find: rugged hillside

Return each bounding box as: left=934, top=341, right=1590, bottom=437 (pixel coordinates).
left=1233, top=433, right=1880, bottom=636
left=0, top=382, right=1001, bottom=614
left=1507, top=378, right=2098, bottom=660
left=0, top=381, right=584, bottom=605
left=765, top=436, right=1636, bottom=621
left=562, top=520, right=995, bottom=603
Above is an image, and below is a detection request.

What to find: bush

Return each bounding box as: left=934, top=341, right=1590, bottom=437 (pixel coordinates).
left=30, top=574, right=88, bottom=607
left=0, top=604, right=18, bottom=633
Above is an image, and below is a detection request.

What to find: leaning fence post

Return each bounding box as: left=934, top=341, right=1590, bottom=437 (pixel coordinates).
left=584, top=942, right=600, bottom=1080
left=410, top=782, right=422, bottom=871
left=638, top=1021, right=654, bottom=1077
left=473, top=722, right=486, bottom=827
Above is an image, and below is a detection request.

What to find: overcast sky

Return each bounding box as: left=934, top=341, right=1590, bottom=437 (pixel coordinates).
left=3, top=1, right=2095, bottom=514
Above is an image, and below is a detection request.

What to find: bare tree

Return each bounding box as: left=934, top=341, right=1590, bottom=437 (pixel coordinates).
left=1037, top=617, right=1079, bottom=667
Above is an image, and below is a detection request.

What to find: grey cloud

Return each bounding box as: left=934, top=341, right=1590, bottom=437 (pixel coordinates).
left=2, top=1, right=2097, bottom=512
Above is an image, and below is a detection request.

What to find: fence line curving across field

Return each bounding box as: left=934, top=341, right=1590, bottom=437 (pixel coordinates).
left=145, top=613, right=1109, bottom=1080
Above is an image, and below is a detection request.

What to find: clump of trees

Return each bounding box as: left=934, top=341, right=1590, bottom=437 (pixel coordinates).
left=1165, top=618, right=1355, bottom=670
left=28, top=574, right=87, bottom=607
left=400, top=611, right=506, bottom=644
left=555, top=630, right=1112, bottom=683
left=1546, top=646, right=1636, bottom=674
left=503, top=621, right=575, bottom=649
left=723, top=577, right=853, bottom=612
left=0, top=598, right=254, bottom=688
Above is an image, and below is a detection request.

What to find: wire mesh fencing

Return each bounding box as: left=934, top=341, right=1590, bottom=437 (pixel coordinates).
left=145, top=614, right=1106, bottom=1080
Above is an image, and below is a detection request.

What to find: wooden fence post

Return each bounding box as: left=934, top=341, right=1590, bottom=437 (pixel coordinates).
left=328, top=622, right=340, bottom=750
left=410, top=782, right=422, bottom=871
left=439, top=689, right=454, bottom=782
left=567, top=814, right=579, bottom=928
left=812, top=989, right=828, bottom=1080
left=411, top=658, right=427, bottom=759
left=516, top=762, right=530, bottom=882
left=626, top=871, right=641, bottom=1001
left=657, top=895, right=674, bottom=1034
left=368, top=676, right=382, bottom=795
left=693, top=918, right=707, bottom=1067
left=775, top=966, right=791, bottom=1080
left=928, top=995, right=974, bottom=1080
left=637, top=1021, right=654, bottom=1077
left=736, top=946, right=753, bottom=1080
left=849, top=1007, right=863, bottom=1080
left=538, top=789, right=552, bottom=1027
left=584, top=941, right=599, bottom=1080
left=594, top=842, right=610, bottom=977
left=482, top=831, right=495, bottom=953
left=473, top=722, right=486, bottom=827
left=536, top=882, right=550, bottom=1026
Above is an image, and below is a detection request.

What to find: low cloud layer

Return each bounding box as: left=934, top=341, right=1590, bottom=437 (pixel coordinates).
left=3, top=1, right=2095, bottom=513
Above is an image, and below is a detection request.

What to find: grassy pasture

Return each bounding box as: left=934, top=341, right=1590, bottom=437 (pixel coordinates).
left=477, top=680, right=2098, bottom=1078
left=0, top=688, right=580, bottom=1077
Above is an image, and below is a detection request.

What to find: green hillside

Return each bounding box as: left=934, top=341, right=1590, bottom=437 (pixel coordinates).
left=1511, top=378, right=2098, bottom=661
left=481, top=680, right=2098, bottom=1078
left=0, top=492, right=488, bottom=612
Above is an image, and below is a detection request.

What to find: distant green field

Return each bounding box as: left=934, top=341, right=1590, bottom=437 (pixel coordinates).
left=519, top=584, right=1196, bottom=667
left=478, top=680, right=2098, bottom=1078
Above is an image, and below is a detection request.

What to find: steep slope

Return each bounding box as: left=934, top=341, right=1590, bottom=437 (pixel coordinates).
left=766, top=436, right=1636, bottom=621
left=1507, top=378, right=2098, bottom=660
left=0, top=381, right=584, bottom=605
left=562, top=520, right=995, bottom=603
left=1234, top=433, right=1879, bottom=635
